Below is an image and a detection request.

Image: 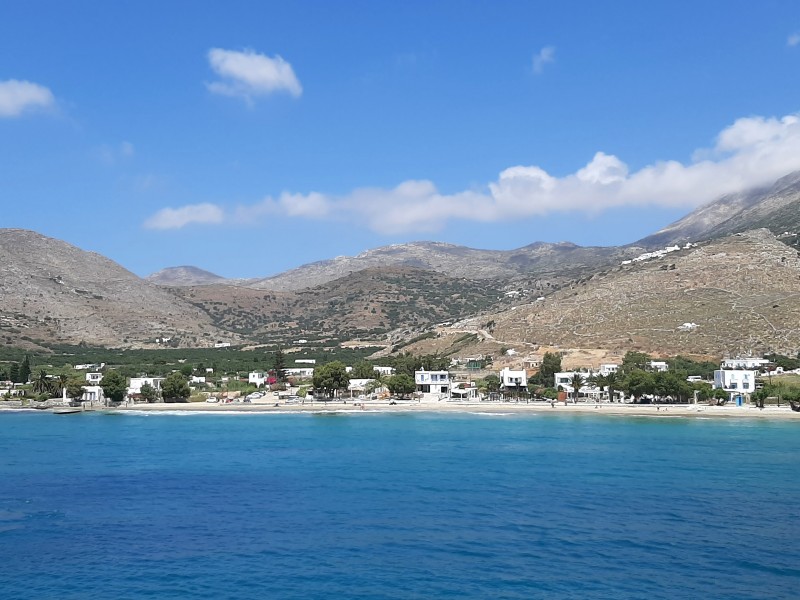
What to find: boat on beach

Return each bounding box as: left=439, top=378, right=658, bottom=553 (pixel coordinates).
left=52, top=407, right=83, bottom=415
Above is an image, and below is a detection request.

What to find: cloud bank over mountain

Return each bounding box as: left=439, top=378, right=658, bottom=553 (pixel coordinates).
left=144, top=112, right=800, bottom=234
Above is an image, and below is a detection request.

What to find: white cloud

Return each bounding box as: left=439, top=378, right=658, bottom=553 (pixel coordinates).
left=143, top=111, right=800, bottom=235
left=144, top=203, right=224, bottom=230
left=0, top=79, right=54, bottom=117
left=788, top=32, right=800, bottom=47
left=532, top=46, right=556, bottom=74
left=206, top=48, right=302, bottom=103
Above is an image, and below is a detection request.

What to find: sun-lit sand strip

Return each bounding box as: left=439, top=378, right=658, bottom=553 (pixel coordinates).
left=108, top=400, right=800, bottom=419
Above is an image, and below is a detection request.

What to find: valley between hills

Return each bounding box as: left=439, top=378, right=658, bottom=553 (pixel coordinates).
left=1, top=171, right=799, bottom=362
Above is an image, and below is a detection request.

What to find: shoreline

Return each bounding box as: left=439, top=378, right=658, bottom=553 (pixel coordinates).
left=64, top=400, right=800, bottom=419
left=3, top=400, right=799, bottom=419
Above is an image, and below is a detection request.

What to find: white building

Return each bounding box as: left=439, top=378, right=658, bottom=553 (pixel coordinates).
left=721, top=358, right=770, bottom=371
left=127, top=377, right=165, bottom=397
left=295, top=359, right=316, bottom=365
left=499, top=367, right=527, bottom=390
left=85, top=372, right=103, bottom=384
left=347, top=378, right=374, bottom=393
left=285, top=367, right=314, bottom=379
left=81, top=385, right=105, bottom=403
left=713, top=369, right=758, bottom=401
left=649, top=361, right=668, bottom=372
left=554, top=371, right=602, bottom=399
left=450, top=380, right=479, bottom=401
left=373, top=365, right=395, bottom=376
left=249, top=371, right=268, bottom=387
left=415, top=370, right=450, bottom=396
left=599, top=364, right=619, bottom=376
left=190, top=376, right=207, bottom=385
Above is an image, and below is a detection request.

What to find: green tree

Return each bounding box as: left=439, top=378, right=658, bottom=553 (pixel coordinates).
left=536, top=352, right=562, bottom=387
left=623, top=370, right=655, bottom=402
left=19, top=355, right=31, bottom=384
left=569, top=373, right=584, bottom=402
left=162, top=372, right=191, bottom=402
left=179, top=364, right=194, bottom=377
left=605, top=371, right=620, bottom=402
left=139, top=382, right=158, bottom=403
left=65, top=378, right=86, bottom=404
left=9, top=362, right=19, bottom=384
left=621, top=351, right=650, bottom=374
left=387, top=373, right=415, bottom=398
left=541, top=387, right=559, bottom=400
left=272, top=348, right=287, bottom=383
left=312, top=361, right=350, bottom=399
left=56, top=373, right=70, bottom=398
left=100, top=370, right=127, bottom=405
left=482, top=374, right=501, bottom=393
left=32, top=369, right=53, bottom=395
left=351, top=361, right=376, bottom=379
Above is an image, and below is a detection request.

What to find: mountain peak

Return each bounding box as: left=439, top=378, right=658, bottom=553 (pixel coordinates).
left=147, top=266, right=225, bottom=287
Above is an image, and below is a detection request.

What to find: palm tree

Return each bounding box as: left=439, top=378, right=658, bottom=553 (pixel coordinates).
left=570, top=373, right=584, bottom=403
left=56, top=373, right=69, bottom=398
left=605, top=372, right=620, bottom=402
left=32, top=369, right=53, bottom=395
left=590, top=374, right=607, bottom=402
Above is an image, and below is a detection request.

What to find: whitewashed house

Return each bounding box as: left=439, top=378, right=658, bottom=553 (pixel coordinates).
left=127, top=377, right=165, bottom=397
left=415, top=370, right=450, bottom=399
left=713, top=369, right=758, bottom=402
left=554, top=371, right=602, bottom=399
left=721, top=358, right=770, bottom=371
left=85, top=372, right=103, bottom=384
left=285, top=367, right=314, bottom=379
left=499, top=367, right=527, bottom=390
left=373, top=366, right=395, bottom=376
left=450, top=380, right=479, bottom=401
left=599, top=364, right=619, bottom=376
left=649, top=361, right=669, bottom=372
left=81, top=385, right=105, bottom=403
left=249, top=371, right=268, bottom=387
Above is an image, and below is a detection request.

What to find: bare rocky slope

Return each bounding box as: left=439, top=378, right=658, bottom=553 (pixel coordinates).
left=477, top=229, right=800, bottom=357
left=173, top=266, right=511, bottom=345
left=0, top=229, right=233, bottom=349
left=199, top=241, right=634, bottom=292
left=146, top=266, right=225, bottom=287
left=636, top=170, right=800, bottom=249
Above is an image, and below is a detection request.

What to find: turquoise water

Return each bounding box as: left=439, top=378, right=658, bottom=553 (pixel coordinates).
left=0, top=411, right=798, bottom=599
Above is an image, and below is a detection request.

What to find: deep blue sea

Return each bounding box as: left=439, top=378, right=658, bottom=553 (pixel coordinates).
left=1, top=411, right=798, bottom=599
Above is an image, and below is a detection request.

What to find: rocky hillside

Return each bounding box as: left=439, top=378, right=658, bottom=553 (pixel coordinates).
left=0, top=229, right=234, bottom=349
left=146, top=266, right=225, bottom=287
left=476, top=229, right=800, bottom=357
left=637, top=170, right=800, bottom=249
left=207, top=240, right=636, bottom=292
left=174, top=266, right=511, bottom=345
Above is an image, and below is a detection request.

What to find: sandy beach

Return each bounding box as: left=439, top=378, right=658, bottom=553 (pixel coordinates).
left=103, top=400, right=800, bottom=419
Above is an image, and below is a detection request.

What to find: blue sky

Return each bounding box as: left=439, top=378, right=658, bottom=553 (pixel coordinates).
left=2, top=1, right=800, bottom=278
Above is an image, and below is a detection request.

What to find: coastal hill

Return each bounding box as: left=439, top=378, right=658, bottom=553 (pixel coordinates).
left=636, top=170, right=800, bottom=249
left=0, top=229, right=233, bottom=350
left=1, top=171, right=799, bottom=354
left=459, top=229, right=800, bottom=357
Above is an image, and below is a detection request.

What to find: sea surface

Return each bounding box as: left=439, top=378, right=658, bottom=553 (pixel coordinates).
left=0, top=410, right=798, bottom=599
